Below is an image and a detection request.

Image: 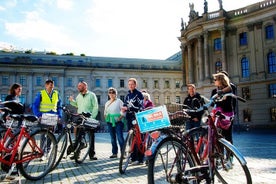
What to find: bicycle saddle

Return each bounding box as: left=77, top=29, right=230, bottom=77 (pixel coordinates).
left=82, top=112, right=91, bottom=118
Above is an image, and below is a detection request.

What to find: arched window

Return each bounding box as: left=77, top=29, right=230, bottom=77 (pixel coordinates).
left=268, top=52, right=276, bottom=73
left=241, top=57, right=249, bottom=78
left=215, top=61, right=222, bottom=73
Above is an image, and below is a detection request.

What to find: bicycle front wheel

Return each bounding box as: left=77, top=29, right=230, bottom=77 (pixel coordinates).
left=74, top=128, right=91, bottom=164
left=214, top=138, right=252, bottom=184
left=18, top=129, right=57, bottom=181
left=119, top=129, right=134, bottom=174
left=148, top=137, right=197, bottom=184
left=51, top=130, right=68, bottom=170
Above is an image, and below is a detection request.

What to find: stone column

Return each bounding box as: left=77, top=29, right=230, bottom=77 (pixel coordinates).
left=187, top=43, right=193, bottom=83
left=204, top=31, right=209, bottom=79
left=198, top=36, right=203, bottom=81
left=221, top=28, right=226, bottom=71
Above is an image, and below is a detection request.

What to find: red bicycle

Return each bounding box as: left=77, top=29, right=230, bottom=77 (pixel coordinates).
left=0, top=101, right=57, bottom=181
left=119, top=117, right=152, bottom=174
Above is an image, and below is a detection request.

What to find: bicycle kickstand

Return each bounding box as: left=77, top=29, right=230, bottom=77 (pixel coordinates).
left=5, top=163, right=17, bottom=180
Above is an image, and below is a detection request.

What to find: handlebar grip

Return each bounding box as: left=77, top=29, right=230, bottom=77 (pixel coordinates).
left=237, top=96, right=246, bottom=103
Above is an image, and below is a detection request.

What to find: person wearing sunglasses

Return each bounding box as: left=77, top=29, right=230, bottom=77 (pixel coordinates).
left=104, top=87, right=125, bottom=159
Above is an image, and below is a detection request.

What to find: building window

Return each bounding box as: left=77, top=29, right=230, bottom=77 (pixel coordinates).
left=265, top=25, right=274, bottom=39
left=175, top=96, right=181, bottom=103
left=215, top=61, right=222, bottom=73
left=1, top=94, right=6, bottom=101
left=19, top=94, right=26, bottom=104
left=66, top=78, right=73, bottom=87
left=268, top=84, right=276, bottom=98
left=165, top=80, right=170, bottom=88
left=175, top=81, right=180, bottom=88
left=2, top=76, right=9, bottom=86
left=52, top=77, right=58, bottom=86
left=239, top=32, right=247, bottom=46
left=120, top=79, right=124, bottom=88
left=95, top=79, right=101, bottom=88
left=108, top=79, right=113, bottom=88
left=271, top=107, right=276, bottom=121
left=243, top=109, right=251, bottom=122
left=165, top=96, right=170, bottom=104
left=78, top=77, right=84, bottom=83
left=142, top=80, right=148, bottom=89
left=241, top=87, right=250, bottom=100
left=120, top=95, right=125, bottom=102
left=96, top=95, right=101, bottom=105
left=214, top=38, right=221, bottom=51
left=19, top=76, right=26, bottom=86
left=268, top=52, right=276, bottom=73
left=241, top=57, right=249, bottom=78
left=154, top=96, right=159, bottom=105
left=36, top=77, right=42, bottom=86
left=154, top=80, right=159, bottom=89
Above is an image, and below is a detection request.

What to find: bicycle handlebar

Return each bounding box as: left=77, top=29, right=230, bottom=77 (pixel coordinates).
left=184, top=93, right=246, bottom=113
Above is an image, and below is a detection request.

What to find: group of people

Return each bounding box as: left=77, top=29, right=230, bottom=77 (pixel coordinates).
left=184, top=70, right=237, bottom=145
left=2, top=71, right=236, bottom=163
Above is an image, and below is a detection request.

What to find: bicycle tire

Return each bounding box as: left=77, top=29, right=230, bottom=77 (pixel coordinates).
left=213, top=139, right=252, bottom=184
left=51, top=130, right=68, bottom=170
left=74, top=128, right=91, bottom=164
left=18, top=129, right=57, bottom=181
left=148, top=137, right=197, bottom=184
left=119, top=129, right=134, bottom=174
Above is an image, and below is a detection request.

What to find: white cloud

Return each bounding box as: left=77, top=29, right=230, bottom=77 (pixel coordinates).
left=57, top=0, right=73, bottom=10
left=4, top=10, right=80, bottom=53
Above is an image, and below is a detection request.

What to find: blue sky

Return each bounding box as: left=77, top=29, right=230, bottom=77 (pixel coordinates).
left=0, top=0, right=261, bottom=59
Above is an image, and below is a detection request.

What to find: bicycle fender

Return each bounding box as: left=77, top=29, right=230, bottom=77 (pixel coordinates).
left=218, top=138, right=247, bottom=165
left=144, top=134, right=169, bottom=161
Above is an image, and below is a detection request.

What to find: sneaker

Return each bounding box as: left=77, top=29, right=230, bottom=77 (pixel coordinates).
left=225, top=160, right=233, bottom=170
left=109, top=154, right=117, bottom=159
left=90, top=156, right=98, bottom=160
left=131, top=161, right=140, bottom=165
left=40, top=155, right=47, bottom=161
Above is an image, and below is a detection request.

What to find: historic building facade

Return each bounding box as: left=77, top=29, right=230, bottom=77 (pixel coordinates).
left=179, top=0, right=276, bottom=128
left=0, top=52, right=183, bottom=123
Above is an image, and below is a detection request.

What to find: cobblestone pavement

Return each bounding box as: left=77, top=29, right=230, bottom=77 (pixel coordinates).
left=2, top=130, right=276, bottom=184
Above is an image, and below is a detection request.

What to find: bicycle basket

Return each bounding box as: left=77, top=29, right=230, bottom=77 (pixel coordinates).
left=41, top=113, right=58, bottom=126
left=83, top=118, right=100, bottom=129
left=169, top=111, right=189, bottom=126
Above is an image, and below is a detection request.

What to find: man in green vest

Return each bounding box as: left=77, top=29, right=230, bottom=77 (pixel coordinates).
left=69, top=81, right=99, bottom=160
left=33, top=79, right=62, bottom=159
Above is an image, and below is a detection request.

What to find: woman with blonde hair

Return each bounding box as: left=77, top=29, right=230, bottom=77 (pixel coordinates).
left=211, top=72, right=234, bottom=144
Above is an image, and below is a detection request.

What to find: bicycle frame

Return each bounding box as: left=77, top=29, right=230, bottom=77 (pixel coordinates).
left=131, top=121, right=149, bottom=154
left=0, top=119, right=43, bottom=167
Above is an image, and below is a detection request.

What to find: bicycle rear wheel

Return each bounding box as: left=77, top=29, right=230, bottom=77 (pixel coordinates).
left=18, top=129, right=57, bottom=181
left=51, top=130, right=68, bottom=170
left=214, top=139, right=252, bottom=184
left=74, top=128, right=91, bottom=164
left=148, top=137, right=197, bottom=184
left=119, top=129, right=134, bottom=174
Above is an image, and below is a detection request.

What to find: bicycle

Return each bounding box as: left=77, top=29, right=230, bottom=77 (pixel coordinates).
left=52, top=106, right=100, bottom=169
left=119, top=116, right=152, bottom=174
left=0, top=103, right=57, bottom=181
left=146, top=93, right=252, bottom=184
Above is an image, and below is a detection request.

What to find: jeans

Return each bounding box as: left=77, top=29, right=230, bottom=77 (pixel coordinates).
left=107, top=121, right=125, bottom=155
left=185, top=119, right=201, bottom=131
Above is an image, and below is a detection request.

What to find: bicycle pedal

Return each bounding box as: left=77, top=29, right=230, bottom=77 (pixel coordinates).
left=184, top=165, right=209, bottom=175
